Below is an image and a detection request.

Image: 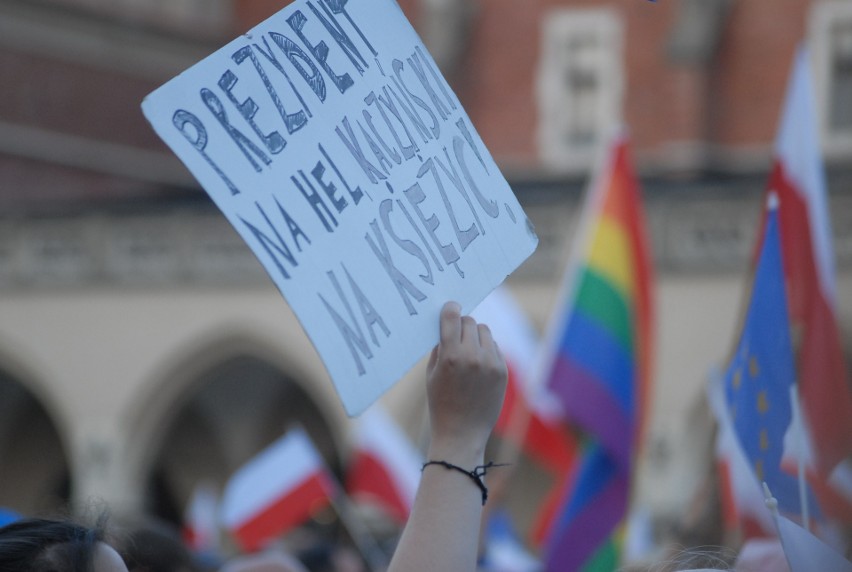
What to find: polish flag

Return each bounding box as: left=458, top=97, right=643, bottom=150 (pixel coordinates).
left=765, top=485, right=852, bottom=572
left=472, top=287, right=578, bottom=546
left=345, top=405, right=422, bottom=524
left=221, top=428, right=334, bottom=552
left=472, top=287, right=575, bottom=473
left=182, top=482, right=220, bottom=553
left=767, top=46, right=852, bottom=521
left=774, top=510, right=852, bottom=571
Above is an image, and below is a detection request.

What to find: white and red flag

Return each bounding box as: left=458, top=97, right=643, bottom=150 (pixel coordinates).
left=183, top=481, right=220, bottom=553
left=221, top=428, right=334, bottom=552
left=472, top=287, right=576, bottom=473
left=764, top=485, right=852, bottom=572
left=766, top=46, right=852, bottom=522
left=775, top=509, right=852, bottom=572
left=345, top=405, right=422, bottom=524
left=471, top=287, right=578, bottom=546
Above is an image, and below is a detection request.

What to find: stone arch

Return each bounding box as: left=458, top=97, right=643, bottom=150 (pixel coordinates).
left=122, top=331, right=347, bottom=526
left=0, top=349, right=73, bottom=516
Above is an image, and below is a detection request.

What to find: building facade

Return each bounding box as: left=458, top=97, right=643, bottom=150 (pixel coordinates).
left=1, top=0, right=850, bottom=549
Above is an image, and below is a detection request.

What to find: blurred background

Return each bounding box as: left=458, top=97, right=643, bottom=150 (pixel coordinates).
left=0, top=0, right=850, bottom=568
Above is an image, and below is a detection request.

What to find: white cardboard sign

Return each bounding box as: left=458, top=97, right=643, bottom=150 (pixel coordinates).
left=142, top=0, right=538, bottom=415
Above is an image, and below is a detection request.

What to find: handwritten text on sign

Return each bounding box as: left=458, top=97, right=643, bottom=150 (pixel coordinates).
left=142, top=0, right=538, bottom=415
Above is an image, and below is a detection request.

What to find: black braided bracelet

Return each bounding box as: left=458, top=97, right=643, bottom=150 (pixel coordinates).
left=421, top=460, right=507, bottom=505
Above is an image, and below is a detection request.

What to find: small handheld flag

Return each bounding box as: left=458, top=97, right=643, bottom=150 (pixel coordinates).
left=345, top=405, right=422, bottom=524
left=221, top=428, right=334, bottom=551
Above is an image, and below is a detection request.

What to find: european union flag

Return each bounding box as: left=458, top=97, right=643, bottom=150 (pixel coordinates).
left=723, top=199, right=818, bottom=518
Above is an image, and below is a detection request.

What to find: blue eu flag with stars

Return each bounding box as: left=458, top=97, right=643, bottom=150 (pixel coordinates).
left=723, top=200, right=818, bottom=518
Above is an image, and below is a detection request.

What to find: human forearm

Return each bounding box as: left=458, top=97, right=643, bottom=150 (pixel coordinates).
left=387, top=302, right=507, bottom=572
left=388, top=447, right=485, bottom=572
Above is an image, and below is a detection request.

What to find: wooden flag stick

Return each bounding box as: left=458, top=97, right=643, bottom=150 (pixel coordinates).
left=327, top=480, right=389, bottom=572
left=788, top=384, right=811, bottom=532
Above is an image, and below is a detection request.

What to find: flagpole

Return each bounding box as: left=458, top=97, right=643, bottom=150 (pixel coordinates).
left=524, top=127, right=618, bottom=528
left=789, top=384, right=811, bottom=532
left=762, top=481, right=779, bottom=518
left=328, top=483, right=388, bottom=572
left=530, top=128, right=620, bottom=393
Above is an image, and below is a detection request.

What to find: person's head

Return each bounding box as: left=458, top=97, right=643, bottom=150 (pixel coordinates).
left=0, top=517, right=128, bottom=572
left=219, top=551, right=309, bottom=572
left=296, top=543, right=364, bottom=572
left=117, top=517, right=201, bottom=572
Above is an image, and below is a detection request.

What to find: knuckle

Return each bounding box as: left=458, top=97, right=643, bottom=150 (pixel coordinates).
left=443, top=353, right=461, bottom=369
left=487, top=358, right=507, bottom=378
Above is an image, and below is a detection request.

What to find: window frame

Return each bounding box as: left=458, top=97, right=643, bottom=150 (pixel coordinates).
left=536, top=8, right=624, bottom=172
left=809, top=0, right=852, bottom=160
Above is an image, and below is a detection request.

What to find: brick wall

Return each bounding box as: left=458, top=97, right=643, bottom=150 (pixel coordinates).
left=450, top=0, right=813, bottom=167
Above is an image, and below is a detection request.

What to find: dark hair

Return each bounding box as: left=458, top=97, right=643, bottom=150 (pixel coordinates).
left=297, top=543, right=335, bottom=572
left=117, top=517, right=201, bottom=572
left=0, top=518, right=106, bottom=572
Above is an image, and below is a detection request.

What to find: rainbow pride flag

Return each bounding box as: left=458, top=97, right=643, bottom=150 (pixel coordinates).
left=542, top=134, right=654, bottom=571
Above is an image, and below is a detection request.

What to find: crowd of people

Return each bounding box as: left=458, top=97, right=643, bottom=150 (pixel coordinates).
left=0, top=302, right=515, bottom=572
left=0, top=302, right=825, bottom=571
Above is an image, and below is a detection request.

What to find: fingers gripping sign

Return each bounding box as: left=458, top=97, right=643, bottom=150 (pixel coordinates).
left=426, top=301, right=508, bottom=466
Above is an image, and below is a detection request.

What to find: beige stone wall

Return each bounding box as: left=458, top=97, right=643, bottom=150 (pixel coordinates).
left=2, top=221, right=852, bottom=542
left=0, top=288, right=340, bottom=512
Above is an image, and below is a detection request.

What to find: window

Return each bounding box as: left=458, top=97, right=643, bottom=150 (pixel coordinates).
left=828, top=21, right=852, bottom=130
left=537, top=9, right=623, bottom=171
left=810, top=1, right=852, bottom=158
